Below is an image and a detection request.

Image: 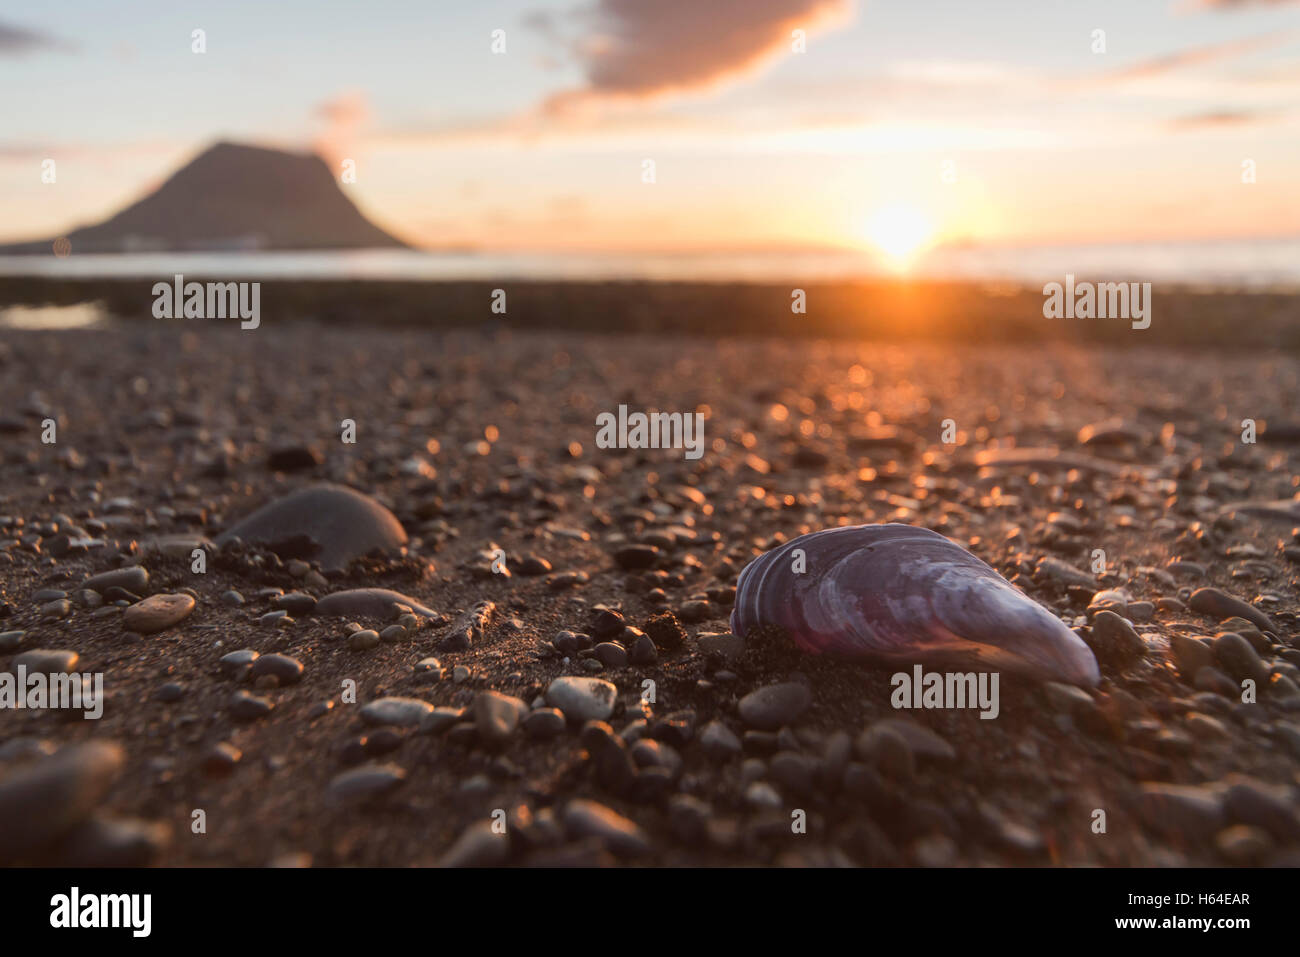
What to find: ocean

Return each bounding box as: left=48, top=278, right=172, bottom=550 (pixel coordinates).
left=0, top=237, right=1298, bottom=289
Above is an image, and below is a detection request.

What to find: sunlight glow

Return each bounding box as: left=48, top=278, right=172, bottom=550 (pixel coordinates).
left=863, top=205, right=934, bottom=263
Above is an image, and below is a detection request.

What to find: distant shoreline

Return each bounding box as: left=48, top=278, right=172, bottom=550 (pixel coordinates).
left=1, top=275, right=1296, bottom=351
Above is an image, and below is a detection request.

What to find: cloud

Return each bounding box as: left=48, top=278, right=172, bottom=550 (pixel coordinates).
left=313, top=91, right=370, bottom=160
left=1167, top=108, right=1281, bottom=129
left=1190, top=0, right=1300, bottom=8
left=0, top=21, right=72, bottom=55
left=1097, top=31, right=1297, bottom=83
left=538, top=0, right=853, bottom=112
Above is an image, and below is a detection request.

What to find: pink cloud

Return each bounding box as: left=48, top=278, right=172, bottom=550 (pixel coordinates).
left=539, top=0, right=853, bottom=112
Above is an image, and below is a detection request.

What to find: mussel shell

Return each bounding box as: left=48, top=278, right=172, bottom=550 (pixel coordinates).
left=731, top=524, right=1100, bottom=686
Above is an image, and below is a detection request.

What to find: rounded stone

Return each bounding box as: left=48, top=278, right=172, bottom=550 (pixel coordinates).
left=81, top=566, right=149, bottom=594
left=738, top=682, right=812, bottom=730
left=215, top=484, right=408, bottom=571
left=249, top=653, right=304, bottom=684
left=12, top=649, right=79, bottom=674
left=360, top=697, right=434, bottom=727
left=123, top=594, right=195, bottom=634
left=545, top=676, right=617, bottom=722
left=0, top=741, right=125, bottom=862
left=316, top=588, right=438, bottom=620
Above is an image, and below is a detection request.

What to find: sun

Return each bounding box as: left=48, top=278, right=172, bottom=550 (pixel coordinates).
left=863, top=205, right=934, bottom=262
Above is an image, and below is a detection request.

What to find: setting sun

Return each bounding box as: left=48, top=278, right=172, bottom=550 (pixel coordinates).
left=863, top=205, right=934, bottom=262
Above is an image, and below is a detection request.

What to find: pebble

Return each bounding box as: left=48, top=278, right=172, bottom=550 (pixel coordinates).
left=413, top=656, right=442, bottom=677
left=912, top=834, right=959, bottom=867
left=1184, top=711, right=1228, bottom=740
left=0, top=741, right=125, bottom=863
left=857, top=719, right=956, bottom=763
left=419, top=706, right=466, bottom=735
left=0, top=630, right=24, bottom=652
left=1086, top=611, right=1147, bottom=668
left=677, top=599, right=711, bottom=622
left=1215, top=824, right=1271, bottom=864
left=249, top=653, right=304, bottom=684
left=1168, top=634, right=1214, bottom=681
left=349, top=629, right=380, bottom=650
left=1087, top=589, right=1128, bottom=616
left=39, top=599, right=71, bottom=619
left=327, top=763, right=407, bottom=805
left=216, top=484, right=407, bottom=570
left=613, top=545, right=659, bottom=570
left=545, top=676, right=617, bottom=722
left=738, top=682, right=812, bottom=730
left=438, top=820, right=510, bottom=867
left=649, top=709, right=696, bottom=746
left=471, top=691, right=528, bottom=743
left=202, top=742, right=242, bottom=776
left=1189, top=587, right=1275, bottom=633
left=53, top=815, right=170, bottom=867
left=123, top=593, right=195, bottom=633
left=274, top=592, right=317, bottom=616
left=591, top=609, right=625, bottom=638
left=744, top=781, right=783, bottom=809
left=1194, top=666, right=1240, bottom=697
left=81, top=566, right=149, bottom=594
left=360, top=697, right=434, bottom=727
left=1035, top=556, right=1096, bottom=588
left=593, top=641, right=628, bottom=668
left=856, top=726, right=915, bottom=782
left=696, top=632, right=744, bottom=660
left=516, top=555, right=552, bottom=576
left=1212, top=633, right=1269, bottom=683
left=1127, top=601, right=1155, bottom=622
left=768, top=751, right=817, bottom=793
left=229, top=691, right=274, bottom=721
left=1134, top=783, right=1224, bottom=840
left=629, top=633, right=658, bottom=665
left=219, top=649, right=259, bottom=679
left=523, top=707, right=566, bottom=738
left=562, top=799, right=649, bottom=857
left=1221, top=775, right=1300, bottom=841
left=12, top=649, right=79, bottom=674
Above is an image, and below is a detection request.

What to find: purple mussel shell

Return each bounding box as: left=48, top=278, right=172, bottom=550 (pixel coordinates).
left=731, top=524, right=1100, bottom=686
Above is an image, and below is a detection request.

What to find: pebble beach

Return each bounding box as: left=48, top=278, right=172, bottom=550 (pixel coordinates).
left=1, top=312, right=1299, bottom=867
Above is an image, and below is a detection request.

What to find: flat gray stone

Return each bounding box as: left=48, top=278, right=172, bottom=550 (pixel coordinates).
left=12, top=649, right=80, bottom=674
left=216, top=484, right=407, bottom=570
left=360, top=697, right=434, bottom=727
left=81, top=566, right=149, bottom=594
left=0, top=741, right=124, bottom=862
left=545, top=677, right=617, bottom=722
left=327, top=763, right=407, bottom=805
left=315, top=588, right=437, bottom=620
left=738, top=682, right=812, bottom=730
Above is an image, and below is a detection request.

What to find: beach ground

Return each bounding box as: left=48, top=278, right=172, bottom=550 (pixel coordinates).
left=1, top=309, right=1298, bottom=866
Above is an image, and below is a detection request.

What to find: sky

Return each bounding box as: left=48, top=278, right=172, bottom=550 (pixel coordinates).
left=1, top=0, right=1298, bottom=255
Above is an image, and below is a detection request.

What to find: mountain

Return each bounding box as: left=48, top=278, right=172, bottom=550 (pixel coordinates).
left=0, top=141, right=408, bottom=254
